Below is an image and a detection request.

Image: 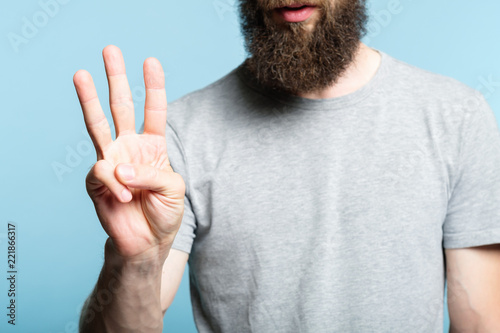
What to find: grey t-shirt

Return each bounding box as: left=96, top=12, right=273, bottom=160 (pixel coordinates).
left=165, top=50, right=500, bottom=332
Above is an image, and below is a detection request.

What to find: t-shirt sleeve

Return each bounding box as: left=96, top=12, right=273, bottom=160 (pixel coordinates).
left=443, top=93, right=500, bottom=249
left=139, top=121, right=197, bottom=254
left=166, top=121, right=197, bottom=254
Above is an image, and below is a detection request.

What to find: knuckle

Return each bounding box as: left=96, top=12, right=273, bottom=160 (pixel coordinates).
left=144, top=106, right=166, bottom=113
left=110, top=95, right=134, bottom=108
left=92, top=160, right=108, bottom=179
left=170, top=172, right=186, bottom=195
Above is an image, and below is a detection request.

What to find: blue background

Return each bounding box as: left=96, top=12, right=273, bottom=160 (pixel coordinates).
left=1, top=0, right=499, bottom=332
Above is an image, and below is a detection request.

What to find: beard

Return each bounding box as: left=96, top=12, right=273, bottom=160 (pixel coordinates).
left=239, top=0, right=368, bottom=95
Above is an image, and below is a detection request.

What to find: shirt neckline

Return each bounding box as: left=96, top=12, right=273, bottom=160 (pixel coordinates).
left=236, top=48, right=390, bottom=111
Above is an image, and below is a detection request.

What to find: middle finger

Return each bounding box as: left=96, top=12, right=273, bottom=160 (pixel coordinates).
left=102, top=45, right=136, bottom=136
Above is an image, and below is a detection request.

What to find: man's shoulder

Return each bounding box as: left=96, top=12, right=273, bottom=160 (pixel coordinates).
left=383, top=51, right=482, bottom=103
left=167, top=65, right=245, bottom=124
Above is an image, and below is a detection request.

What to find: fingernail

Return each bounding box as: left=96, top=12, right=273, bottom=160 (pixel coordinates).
left=118, top=164, right=135, bottom=181
left=121, top=189, right=132, bottom=202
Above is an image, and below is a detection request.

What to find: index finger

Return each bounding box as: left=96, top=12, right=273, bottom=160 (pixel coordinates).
left=143, top=57, right=167, bottom=136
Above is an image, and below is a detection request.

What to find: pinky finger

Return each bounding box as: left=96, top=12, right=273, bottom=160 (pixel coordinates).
left=86, top=160, right=132, bottom=203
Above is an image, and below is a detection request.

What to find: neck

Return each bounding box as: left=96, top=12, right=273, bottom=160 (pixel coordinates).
left=297, top=43, right=381, bottom=100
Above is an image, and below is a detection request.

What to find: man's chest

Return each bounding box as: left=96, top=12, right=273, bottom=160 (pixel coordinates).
left=190, top=108, right=450, bottom=261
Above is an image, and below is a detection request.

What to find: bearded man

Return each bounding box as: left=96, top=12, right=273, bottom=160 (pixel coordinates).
left=75, top=1, right=500, bottom=332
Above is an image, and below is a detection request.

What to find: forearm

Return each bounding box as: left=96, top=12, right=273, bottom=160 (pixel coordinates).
left=79, top=238, right=167, bottom=333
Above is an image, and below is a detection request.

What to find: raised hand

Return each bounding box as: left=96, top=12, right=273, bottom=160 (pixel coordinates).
left=73, top=45, right=185, bottom=262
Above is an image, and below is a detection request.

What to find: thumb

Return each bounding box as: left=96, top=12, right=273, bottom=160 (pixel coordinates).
left=115, top=163, right=185, bottom=197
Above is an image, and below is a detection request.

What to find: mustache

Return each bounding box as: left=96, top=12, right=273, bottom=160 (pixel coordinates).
left=257, top=0, right=325, bottom=11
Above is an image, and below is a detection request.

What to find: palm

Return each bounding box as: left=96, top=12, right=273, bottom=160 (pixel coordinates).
left=74, top=46, right=185, bottom=259
left=94, top=135, right=183, bottom=257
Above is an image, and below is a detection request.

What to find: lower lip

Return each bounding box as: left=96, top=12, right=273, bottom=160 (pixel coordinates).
left=276, top=6, right=317, bottom=23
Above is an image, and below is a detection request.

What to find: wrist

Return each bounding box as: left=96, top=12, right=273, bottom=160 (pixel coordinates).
left=104, top=238, right=170, bottom=277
